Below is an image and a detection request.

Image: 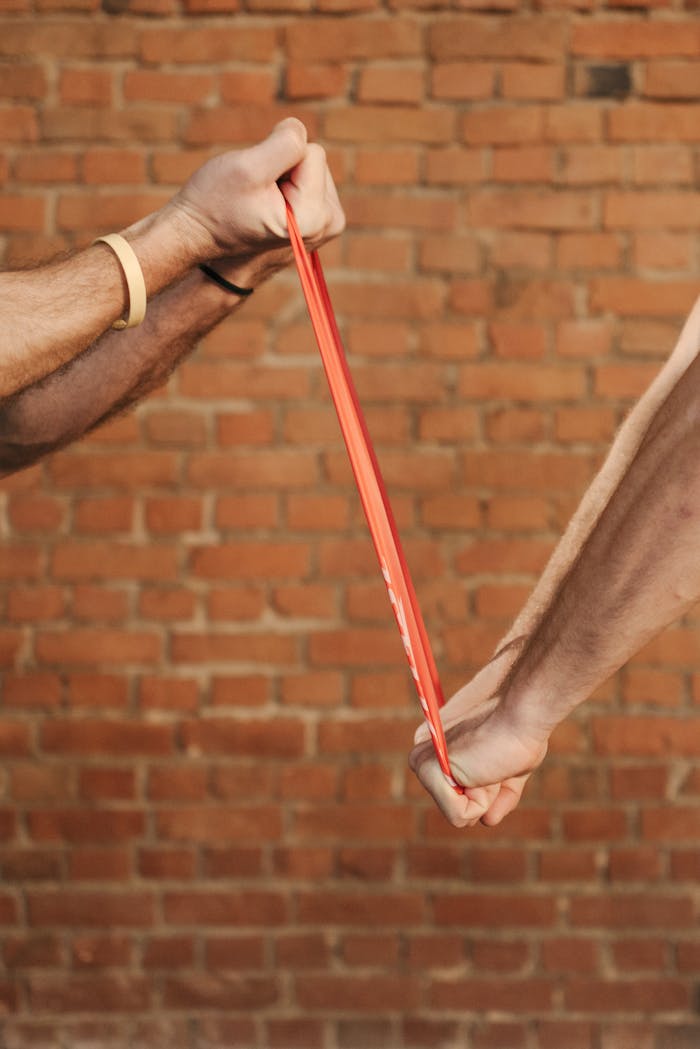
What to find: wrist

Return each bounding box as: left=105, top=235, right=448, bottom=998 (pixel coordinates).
left=198, top=264, right=254, bottom=298
left=206, top=246, right=294, bottom=292
left=120, top=201, right=213, bottom=294
left=500, top=649, right=588, bottom=741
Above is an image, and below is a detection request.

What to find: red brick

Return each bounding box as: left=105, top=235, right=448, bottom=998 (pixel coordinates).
left=163, top=891, right=286, bottom=926
left=59, top=69, right=111, bottom=106
left=538, top=1022, right=597, bottom=1049
left=541, top=937, right=599, bottom=973
left=634, top=232, right=693, bottom=271
left=29, top=810, right=145, bottom=844
left=605, top=191, right=700, bottom=229
left=573, top=21, right=700, bottom=58
left=0, top=64, right=46, bottom=100
left=463, top=105, right=544, bottom=145
left=66, top=674, right=128, bottom=710
left=407, top=932, right=464, bottom=967
left=71, top=587, right=129, bottom=625
left=502, top=63, right=565, bottom=100
left=48, top=451, right=178, bottom=488
left=565, top=978, right=689, bottom=1013
left=157, top=807, right=282, bottom=843
left=592, top=716, right=700, bottom=757
left=139, top=848, right=196, bottom=880
left=185, top=105, right=318, bottom=147
left=0, top=107, right=38, bottom=144
left=644, top=60, right=700, bottom=99
left=73, top=497, right=134, bottom=533
left=294, top=804, right=416, bottom=840
left=181, top=718, right=304, bottom=759
left=431, top=61, right=494, bottom=100
left=78, top=768, right=135, bottom=802
left=571, top=894, right=693, bottom=928
left=3, top=673, right=62, bottom=710
left=209, top=674, right=269, bottom=708
left=187, top=451, right=317, bottom=489
left=214, top=494, right=278, bottom=530
left=27, top=974, right=150, bottom=1012
left=202, top=933, right=265, bottom=970
left=426, top=146, right=486, bottom=185
left=82, top=148, right=145, bottom=185
left=287, top=19, right=421, bottom=60
left=207, top=586, right=265, bottom=622
left=139, top=588, right=197, bottom=623
left=610, top=103, right=700, bottom=143
left=297, top=974, right=421, bottom=1011
left=41, top=719, right=172, bottom=756
left=562, top=809, right=627, bottom=841
left=357, top=66, right=424, bottom=105
left=143, top=936, right=195, bottom=969
left=492, top=145, right=554, bottom=184
left=611, top=938, right=667, bottom=971
left=266, top=1018, right=325, bottom=1049
left=215, top=409, right=273, bottom=447
left=345, top=232, right=412, bottom=273
left=27, top=891, right=154, bottom=927
left=431, top=977, right=555, bottom=1011
left=285, top=62, right=348, bottom=100
left=469, top=189, right=596, bottom=229
left=3, top=934, right=62, bottom=968
left=434, top=894, right=556, bottom=928
left=139, top=25, right=274, bottom=62
left=297, top=890, right=424, bottom=925
left=8, top=495, right=65, bottom=532
left=326, top=106, right=454, bottom=144
left=632, top=145, right=693, bottom=185
left=430, top=17, right=568, bottom=60
left=342, top=932, right=400, bottom=966
left=68, top=849, right=132, bottom=881
left=273, top=846, right=333, bottom=879
left=354, top=148, right=420, bottom=186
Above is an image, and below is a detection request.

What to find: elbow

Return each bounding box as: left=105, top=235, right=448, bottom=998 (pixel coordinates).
left=0, top=439, right=52, bottom=477
left=0, top=403, right=56, bottom=476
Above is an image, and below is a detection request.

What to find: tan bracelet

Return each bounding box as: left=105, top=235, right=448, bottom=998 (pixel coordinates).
left=94, top=233, right=147, bottom=330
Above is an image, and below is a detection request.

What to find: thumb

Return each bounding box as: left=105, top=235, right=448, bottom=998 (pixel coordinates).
left=244, top=118, right=308, bottom=186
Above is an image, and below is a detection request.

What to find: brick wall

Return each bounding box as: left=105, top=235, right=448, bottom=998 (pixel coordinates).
left=1, top=4, right=700, bottom=1048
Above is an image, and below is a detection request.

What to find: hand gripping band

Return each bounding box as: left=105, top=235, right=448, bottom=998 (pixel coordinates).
left=286, top=202, right=462, bottom=795
left=94, top=234, right=147, bottom=330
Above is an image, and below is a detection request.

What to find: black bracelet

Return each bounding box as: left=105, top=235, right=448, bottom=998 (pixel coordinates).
left=199, top=264, right=254, bottom=297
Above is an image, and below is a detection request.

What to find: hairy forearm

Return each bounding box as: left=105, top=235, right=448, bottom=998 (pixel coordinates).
left=0, top=204, right=207, bottom=399
left=504, top=346, right=700, bottom=734
left=0, top=267, right=240, bottom=473
left=498, top=295, right=700, bottom=651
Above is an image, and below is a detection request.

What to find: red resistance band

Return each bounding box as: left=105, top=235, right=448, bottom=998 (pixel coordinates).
left=286, top=202, right=463, bottom=796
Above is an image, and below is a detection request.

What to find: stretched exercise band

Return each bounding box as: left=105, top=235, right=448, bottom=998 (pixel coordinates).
left=286, top=201, right=462, bottom=794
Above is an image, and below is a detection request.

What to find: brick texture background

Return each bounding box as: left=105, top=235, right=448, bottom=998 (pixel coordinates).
left=1, top=3, right=700, bottom=1048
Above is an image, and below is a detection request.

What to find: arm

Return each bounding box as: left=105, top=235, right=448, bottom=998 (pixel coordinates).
left=411, top=296, right=700, bottom=827
left=0, top=118, right=344, bottom=470
left=0, top=267, right=242, bottom=472
left=503, top=294, right=700, bottom=646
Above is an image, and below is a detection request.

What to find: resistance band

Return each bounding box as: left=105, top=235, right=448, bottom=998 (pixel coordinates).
left=286, top=202, right=462, bottom=795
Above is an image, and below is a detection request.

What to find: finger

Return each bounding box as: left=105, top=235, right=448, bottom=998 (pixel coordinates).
left=480, top=775, right=529, bottom=827
left=243, top=118, right=308, bottom=186
left=409, top=743, right=489, bottom=828
left=279, top=143, right=330, bottom=240
left=323, top=167, right=346, bottom=239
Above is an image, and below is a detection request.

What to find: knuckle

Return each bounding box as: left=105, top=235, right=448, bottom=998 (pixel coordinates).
left=306, top=142, right=327, bottom=164
left=333, top=206, right=347, bottom=235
